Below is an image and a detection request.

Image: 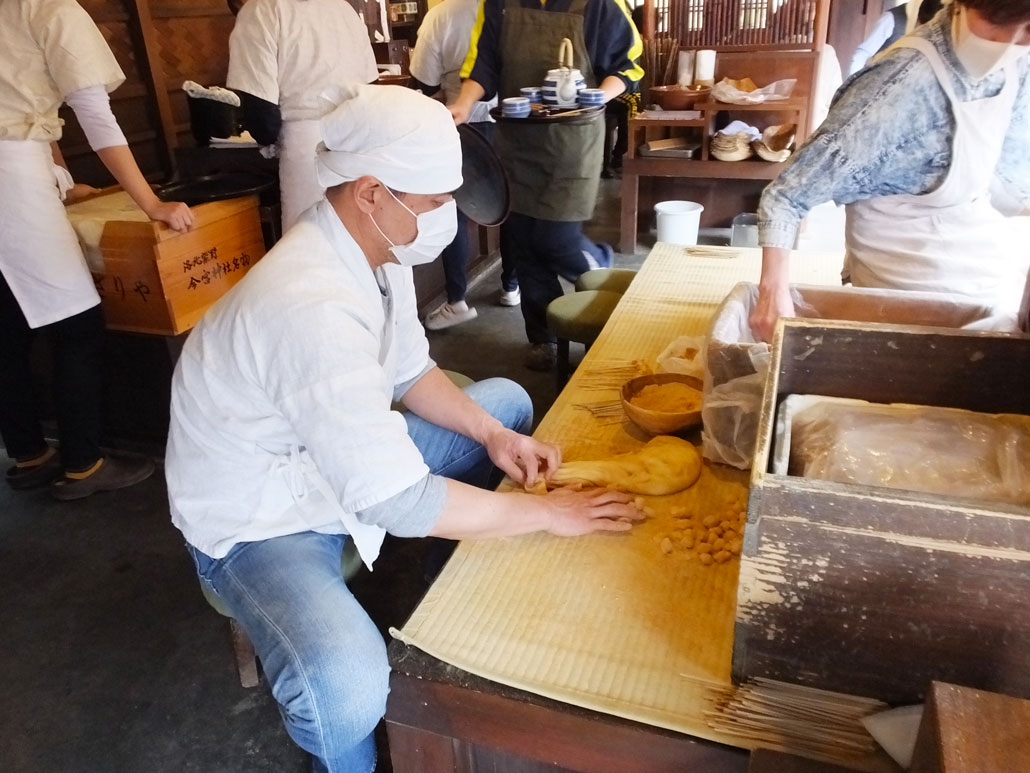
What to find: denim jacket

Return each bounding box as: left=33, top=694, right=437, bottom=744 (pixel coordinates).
left=759, top=5, right=1030, bottom=249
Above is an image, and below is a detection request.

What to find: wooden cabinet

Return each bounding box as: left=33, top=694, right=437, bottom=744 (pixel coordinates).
left=386, top=0, right=426, bottom=46
left=620, top=50, right=816, bottom=252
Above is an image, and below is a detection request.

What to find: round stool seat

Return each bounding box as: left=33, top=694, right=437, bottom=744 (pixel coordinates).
left=199, top=541, right=363, bottom=619
left=574, top=268, right=637, bottom=294
left=546, top=290, right=623, bottom=345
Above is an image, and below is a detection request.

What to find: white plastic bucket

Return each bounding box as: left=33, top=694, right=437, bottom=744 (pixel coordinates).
left=655, top=200, right=704, bottom=245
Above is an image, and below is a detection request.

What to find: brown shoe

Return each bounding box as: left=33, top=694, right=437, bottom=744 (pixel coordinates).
left=52, top=455, right=155, bottom=501
left=5, top=448, right=62, bottom=490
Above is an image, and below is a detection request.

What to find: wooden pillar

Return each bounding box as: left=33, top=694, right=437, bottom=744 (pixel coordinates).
left=125, top=0, right=178, bottom=175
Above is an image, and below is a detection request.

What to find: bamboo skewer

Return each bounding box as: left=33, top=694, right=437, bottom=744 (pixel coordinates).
left=704, top=678, right=888, bottom=761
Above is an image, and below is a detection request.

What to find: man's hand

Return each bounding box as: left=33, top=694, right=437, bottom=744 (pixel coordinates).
left=541, top=487, right=644, bottom=536
left=64, top=183, right=102, bottom=204
left=145, top=200, right=194, bottom=232
left=448, top=101, right=471, bottom=125
left=484, top=426, right=561, bottom=488
left=449, top=79, right=487, bottom=125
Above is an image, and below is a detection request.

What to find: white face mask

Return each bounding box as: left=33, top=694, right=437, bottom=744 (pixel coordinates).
left=368, top=188, right=457, bottom=267
left=952, top=5, right=1030, bottom=80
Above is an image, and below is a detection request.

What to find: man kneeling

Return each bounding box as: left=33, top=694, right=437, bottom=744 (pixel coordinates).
left=165, top=84, right=642, bottom=772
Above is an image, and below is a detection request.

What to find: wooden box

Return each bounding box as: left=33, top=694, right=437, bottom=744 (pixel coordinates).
left=911, top=682, right=1030, bottom=772
left=75, top=194, right=265, bottom=336
left=733, top=318, right=1030, bottom=704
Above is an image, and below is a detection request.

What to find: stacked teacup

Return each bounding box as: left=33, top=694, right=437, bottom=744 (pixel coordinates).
left=501, top=96, right=531, bottom=118
left=577, top=88, right=605, bottom=108
left=520, top=87, right=542, bottom=105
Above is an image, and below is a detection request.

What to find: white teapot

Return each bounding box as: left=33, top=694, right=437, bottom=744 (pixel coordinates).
left=541, top=38, right=586, bottom=108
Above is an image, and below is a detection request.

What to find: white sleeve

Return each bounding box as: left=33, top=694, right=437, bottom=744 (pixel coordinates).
left=344, top=4, right=380, bottom=84
left=848, top=13, right=895, bottom=76
left=409, top=13, right=444, bottom=87
left=227, top=0, right=281, bottom=104
left=65, top=85, right=127, bottom=151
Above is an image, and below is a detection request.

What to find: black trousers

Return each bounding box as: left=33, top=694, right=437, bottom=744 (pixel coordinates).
left=0, top=272, right=105, bottom=470
left=500, top=212, right=610, bottom=344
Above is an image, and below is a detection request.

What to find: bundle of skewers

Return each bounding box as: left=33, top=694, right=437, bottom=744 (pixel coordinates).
left=641, top=35, right=680, bottom=99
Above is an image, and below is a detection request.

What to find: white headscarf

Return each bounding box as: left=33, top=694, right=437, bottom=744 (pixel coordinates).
left=315, top=83, right=463, bottom=194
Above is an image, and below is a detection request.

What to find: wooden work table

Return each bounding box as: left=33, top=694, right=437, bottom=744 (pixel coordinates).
left=385, top=244, right=856, bottom=772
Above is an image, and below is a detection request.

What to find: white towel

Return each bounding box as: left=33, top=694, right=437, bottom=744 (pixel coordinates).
left=182, top=80, right=241, bottom=107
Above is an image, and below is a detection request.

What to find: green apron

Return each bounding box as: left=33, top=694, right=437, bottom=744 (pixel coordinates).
left=494, top=0, right=604, bottom=222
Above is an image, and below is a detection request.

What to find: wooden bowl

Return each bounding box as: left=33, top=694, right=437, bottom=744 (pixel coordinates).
left=648, top=85, right=711, bottom=111
left=621, top=373, right=704, bottom=435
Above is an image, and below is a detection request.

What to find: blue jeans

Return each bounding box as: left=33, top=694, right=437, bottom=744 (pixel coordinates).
left=188, top=377, right=532, bottom=772
left=500, top=212, right=613, bottom=344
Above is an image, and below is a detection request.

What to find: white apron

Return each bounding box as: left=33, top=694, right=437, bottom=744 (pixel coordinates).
left=0, top=140, right=100, bottom=328
left=278, top=118, right=324, bottom=232
left=845, top=38, right=1029, bottom=330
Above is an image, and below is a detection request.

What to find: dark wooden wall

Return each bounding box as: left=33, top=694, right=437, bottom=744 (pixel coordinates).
left=60, top=0, right=382, bottom=186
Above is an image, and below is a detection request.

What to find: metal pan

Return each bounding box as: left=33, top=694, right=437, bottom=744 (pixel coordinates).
left=156, top=171, right=276, bottom=207
left=454, top=124, right=510, bottom=227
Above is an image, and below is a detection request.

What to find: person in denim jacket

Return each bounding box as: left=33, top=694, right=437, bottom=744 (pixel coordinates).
left=752, top=0, right=1030, bottom=341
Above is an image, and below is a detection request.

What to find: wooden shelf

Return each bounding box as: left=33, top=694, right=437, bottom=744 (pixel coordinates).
left=623, top=157, right=786, bottom=180
left=694, top=98, right=808, bottom=112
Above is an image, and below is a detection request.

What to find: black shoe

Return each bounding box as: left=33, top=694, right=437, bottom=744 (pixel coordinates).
left=524, top=342, right=557, bottom=372
left=52, top=455, right=155, bottom=501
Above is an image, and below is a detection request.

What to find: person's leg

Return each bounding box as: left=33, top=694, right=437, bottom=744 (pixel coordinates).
left=612, top=101, right=629, bottom=169
left=602, top=109, right=618, bottom=178
left=405, top=377, right=533, bottom=576
left=424, top=212, right=478, bottom=330
left=46, top=303, right=105, bottom=471
left=503, top=213, right=563, bottom=346
left=441, top=210, right=470, bottom=305
left=536, top=219, right=613, bottom=284
left=191, top=533, right=386, bottom=773
left=0, top=271, right=49, bottom=464
left=403, top=377, right=533, bottom=489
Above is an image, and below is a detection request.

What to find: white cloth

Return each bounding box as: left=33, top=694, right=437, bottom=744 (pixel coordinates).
left=0, top=0, right=124, bottom=142
left=845, top=37, right=1028, bottom=330
left=0, top=140, right=100, bottom=328
left=409, top=0, right=495, bottom=124
left=227, top=0, right=379, bottom=230
left=278, top=118, right=323, bottom=230
left=181, top=80, right=241, bottom=107
left=166, top=199, right=435, bottom=568
left=65, top=85, right=126, bottom=151
left=316, top=84, right=462, bottom=194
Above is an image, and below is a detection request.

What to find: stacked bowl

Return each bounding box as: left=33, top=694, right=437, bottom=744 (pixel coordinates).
left=520, top=87, right=542, bottom=104
left=501, top=97, right=531, bottom=118
left=577, top=88, right=605, bottom=108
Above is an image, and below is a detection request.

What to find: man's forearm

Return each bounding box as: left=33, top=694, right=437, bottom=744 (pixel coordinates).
left=400, top=366, right=501, bottom=445
left=599, top=75, right=627, bottom=102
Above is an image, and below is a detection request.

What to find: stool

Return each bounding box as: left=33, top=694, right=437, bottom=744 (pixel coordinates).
left=545, top=290, right=623, bottom=388
left=574, top=268, right=637, bottom=294
left=200, top=541, right=363, bottom=688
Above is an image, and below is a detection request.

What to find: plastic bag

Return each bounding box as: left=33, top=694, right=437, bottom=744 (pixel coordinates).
left=656, top=335, right=707, bottom=379
left=711, top=77, right=796, bottom=105
left=789, top=399, right=1030, bottom=506
left=701, top=283, right=815, bottom=469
